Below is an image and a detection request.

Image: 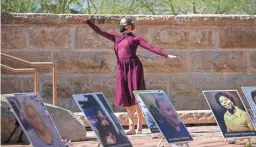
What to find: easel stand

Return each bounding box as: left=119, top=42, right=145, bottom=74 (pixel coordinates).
left=151, top=133, right=162, bottom=139
left=157, top=135, right=189, bottom=147
left=97, top=143, right=101, bottom=147
left=225, top=137, right=255, bottom=146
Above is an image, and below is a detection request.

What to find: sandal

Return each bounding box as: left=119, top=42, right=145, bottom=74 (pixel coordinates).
left=136, top=130, right=142, bottom=134
left=125, top=129, right=136, bottom=135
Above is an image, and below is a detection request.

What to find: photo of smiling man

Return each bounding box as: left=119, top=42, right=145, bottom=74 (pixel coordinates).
left=5, top=94, right=65, bottom=147
left=137, top=90, right=193, bottom=144
left=203, top=90, right=256, bottom=138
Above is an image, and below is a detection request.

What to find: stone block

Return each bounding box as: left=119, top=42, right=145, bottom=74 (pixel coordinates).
left=75, top=26, right=117, bottom=49
left=1, top=76, right=34, bottom=94
left=249, top=50, right=256, bottom=74
left=74, top=110, right=216, bottom=128
left=146, top=27, right=217, bottom=49
left=1, top=96, right=18, bottom=143
left=168, top=73, right=253, bottom=110
left=169, top=73, right=250, bottom=95
left=144, top=75, right=169, bottom=93
left=189, top=28, right=218, bottom=49
left=147, top=27, right=189, bottom=49
left=1, top=27, right=27, bottom=49
left=53, top=51, right=115, bottom=74
left=177, top=110, right=215, bottom=124
left=169, top=74, right=196, bottom=97
left=42, top=74, right=116, bottom=100
left=133, top=26, right=149, bottom=42
left=191, top=51, right=247, bottom=73
left=45, top=104, right=87, bottom=141
left=138, top=51, right=187, bottom=74
left=220, top=27, right=256, bottom=49
left=42, top=97, right=81, bottom=112
left=28, top=27, right=73, bottom=49
left=234, top=74, right=256, bottom=88
left=41, top=74, right=171, bottom=111
left=172, top=96, right=209, bottom=110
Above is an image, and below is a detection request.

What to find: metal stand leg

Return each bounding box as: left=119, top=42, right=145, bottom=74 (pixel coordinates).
left=152, top=133, right=161, bottom=139
left=226, top=137, right=256, bottom=146
left=225, top=138, right=235, bottom=144
left=170, top=143, right=189, bottom=147
left=157, top=136, right=165, bottom=147
left=246, top=138, right=256, bottom=147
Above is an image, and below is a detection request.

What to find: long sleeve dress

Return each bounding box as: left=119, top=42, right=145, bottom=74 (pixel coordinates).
left=86, top=20, right=168, bottom=107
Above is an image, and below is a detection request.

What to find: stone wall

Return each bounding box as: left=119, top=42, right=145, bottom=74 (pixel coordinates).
left=1, top=13, right=256, bottom=112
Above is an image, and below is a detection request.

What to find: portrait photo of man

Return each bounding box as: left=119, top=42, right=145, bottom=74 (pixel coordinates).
left=138, top=90, right=192, bottom=144
left=5, top=94, right=65, bottom=147
left=133, top=91, right=160, bottom=133
left=155, top=97, right=190, bottom=138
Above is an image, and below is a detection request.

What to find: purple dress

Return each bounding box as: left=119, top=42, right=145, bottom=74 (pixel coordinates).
left=86, top=20, right=168, bottom=107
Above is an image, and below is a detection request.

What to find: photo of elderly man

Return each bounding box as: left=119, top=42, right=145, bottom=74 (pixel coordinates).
left=138, top=90, right=192, bottom=144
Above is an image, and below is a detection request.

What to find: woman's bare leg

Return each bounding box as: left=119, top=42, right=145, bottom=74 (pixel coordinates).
left=125, top=106, right=136, bottom=135
left=135, top=104, right=143, bottom=133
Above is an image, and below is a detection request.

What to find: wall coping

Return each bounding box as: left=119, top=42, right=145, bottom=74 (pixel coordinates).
left=74, top=110, right=216, bottom=128
left=1, top=13, right=256, bottom=26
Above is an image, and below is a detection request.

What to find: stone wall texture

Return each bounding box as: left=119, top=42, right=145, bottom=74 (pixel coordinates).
left=1, top=13, right=256, bottom=112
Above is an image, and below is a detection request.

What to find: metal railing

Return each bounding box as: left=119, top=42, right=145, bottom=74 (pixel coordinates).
left=1, top=64, right=39, bottom=93
left=1, top=53, right=57, bottom=105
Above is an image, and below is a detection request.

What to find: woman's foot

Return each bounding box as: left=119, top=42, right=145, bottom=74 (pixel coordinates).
left=136, top=129, right=142, bottom=134
left=136, top=125, right=143, bottom=134
left=125, top=129, right=136, bottom=135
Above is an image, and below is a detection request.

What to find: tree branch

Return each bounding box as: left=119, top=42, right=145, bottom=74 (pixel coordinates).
left=192, top=0, right=197, bottom=14
left=167, top=0, right=176, bottom=15
left=89, top=0, right=98, bottom=14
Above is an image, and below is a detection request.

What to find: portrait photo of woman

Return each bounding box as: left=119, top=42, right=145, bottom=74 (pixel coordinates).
left=203, top=90, right=256, bottom=138
left=215, top=92, right=254, bottom=132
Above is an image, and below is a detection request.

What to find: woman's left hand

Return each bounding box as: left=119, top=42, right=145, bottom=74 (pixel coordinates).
left=168, top=55, right=178, bottom=59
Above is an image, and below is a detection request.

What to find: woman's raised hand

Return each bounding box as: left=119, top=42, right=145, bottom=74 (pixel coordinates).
left=168, top=54, right=182, bottom=62
left=168, top=55, right=178, bottom=59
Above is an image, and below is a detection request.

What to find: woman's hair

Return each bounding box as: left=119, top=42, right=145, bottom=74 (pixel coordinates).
left=251, top=90, right=256, bottom=98
left=120, top=17, right=135, bottom=30
left=251, top=90, right=256, bottom=103
left=215, top=92, right=235, bottom=107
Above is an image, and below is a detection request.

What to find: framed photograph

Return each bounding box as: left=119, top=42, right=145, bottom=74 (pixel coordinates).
left=133, top=90, right=193, bottom=144
left=247, top=109, right=256, bottom=129
left=133, top=91, right=160, bottom=133
left=4, top=93, right=64, bottom=147
left=73, top=93, right=132, bottom=147
left=242, top=87, right=256, bottom=116
left=203, top=90, right=256, bottom=138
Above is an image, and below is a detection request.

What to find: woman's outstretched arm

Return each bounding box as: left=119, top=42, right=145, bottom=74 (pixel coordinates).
left=76, top=16, right=116, bottom=42
left=135, top=36, right=177, bottom=59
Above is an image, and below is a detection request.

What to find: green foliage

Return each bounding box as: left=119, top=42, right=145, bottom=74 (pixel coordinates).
left=1, top=0, right=256, bottom=15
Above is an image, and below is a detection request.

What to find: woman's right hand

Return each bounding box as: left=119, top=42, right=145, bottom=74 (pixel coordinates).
left=75, top=16, right=88, bottom=22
